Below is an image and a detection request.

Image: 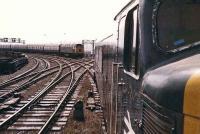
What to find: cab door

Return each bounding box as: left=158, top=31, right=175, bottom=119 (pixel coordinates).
left=116, top=6, right=142, bottom=134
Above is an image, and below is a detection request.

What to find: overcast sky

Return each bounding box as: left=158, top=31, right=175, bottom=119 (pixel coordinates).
left=0, top=0, right=130, bottom=43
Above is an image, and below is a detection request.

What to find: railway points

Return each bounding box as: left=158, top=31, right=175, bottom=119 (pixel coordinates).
left=0, top=54, right=105, bottom=134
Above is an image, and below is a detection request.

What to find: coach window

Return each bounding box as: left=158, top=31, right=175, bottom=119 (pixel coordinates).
left=12, top=38, right=16, bottom=43
left=123, top=7, right=139, bottom=75
left=4, top=38, right=8, bottom=42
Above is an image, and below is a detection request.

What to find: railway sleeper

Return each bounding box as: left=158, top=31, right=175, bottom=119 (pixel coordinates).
left=13, top=121, right=67, bottom=126
left=9, top=123, right=64, bottom=131
left=38, top=100, right=59, bottom=103
left=21, top=112, right=70, bottom=117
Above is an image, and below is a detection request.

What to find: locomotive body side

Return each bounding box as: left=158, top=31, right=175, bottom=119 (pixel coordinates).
left=95, top=0, right=200, bottom=133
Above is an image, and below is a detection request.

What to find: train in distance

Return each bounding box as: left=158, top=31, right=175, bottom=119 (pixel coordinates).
left=0, top=41, right=84, bottom=58
left=94, top=0, right=200, bottom=134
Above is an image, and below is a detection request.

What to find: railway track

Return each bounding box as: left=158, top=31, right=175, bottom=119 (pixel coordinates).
left=0, top=58, right=58, bottom=102
left=0, top=58, right=49, bottom=88
left=0, top=56, right=95, bottom=134
left=0, top=58, right=39, bottom=88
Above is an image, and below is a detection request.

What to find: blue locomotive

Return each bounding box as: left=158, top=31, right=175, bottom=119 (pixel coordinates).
left=95, top=0, right=200, bottom=133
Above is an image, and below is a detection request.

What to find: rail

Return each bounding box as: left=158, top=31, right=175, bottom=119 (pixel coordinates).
left=0, top=60, right=63, bottom=130
left=38, top=64, right=92, bottom=133
left=0, top=58, right=39, bottom=88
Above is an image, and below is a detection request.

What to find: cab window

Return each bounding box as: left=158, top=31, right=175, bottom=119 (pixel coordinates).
left=157, top=0, right=200, bottom=51
left=123, top=7, right=139, bottom=75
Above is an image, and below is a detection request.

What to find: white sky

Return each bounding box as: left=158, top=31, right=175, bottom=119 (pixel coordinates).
left=0, top=0, right=130, bottom=43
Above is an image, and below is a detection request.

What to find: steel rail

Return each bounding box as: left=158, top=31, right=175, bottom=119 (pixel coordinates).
left=42, top=58, right=51, bottom=69
left=38, top=64, right=93, bottom=134
left=0, top=60, right=81, bottom=130
left=0, top=61, right=63, bottom=130
left=39, top=58, right=50, bottom=70
left=0, top=57, right=50, bottom=89
left=0, top=58, right=66, bottom=89
left=38, top=69, right=88, bottom=134
left=0, top=61, right=72, bottom=102
left=0, top=63, right=58, bottom=89
left=0, top=58, right=39, bottom=88
left=0, top=57, right=57, bottom=89
left=0, top=59, right=93, bottom=132
left=75, top=60, right=94, bottom=77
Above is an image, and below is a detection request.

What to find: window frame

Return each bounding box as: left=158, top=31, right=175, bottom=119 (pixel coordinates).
left=117, top=15, right=126, bottom=63
left=123, top=6, right=140, bottom=79
left=152, top=0, right=200, bottom=53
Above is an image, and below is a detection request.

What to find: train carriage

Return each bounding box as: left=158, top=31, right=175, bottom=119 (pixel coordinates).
left=0, top=43, right=11, bottom=51
left=60, top=44, right=74, bottom=54
left=11, top=44, right=27, bottom=52
left=95, top=0, right=200, bottom=134
left=27, top=44, right=44, bottom=53
left=44, top=45, right=59, bottom=54
left=0, top=43, right=84, bottom=58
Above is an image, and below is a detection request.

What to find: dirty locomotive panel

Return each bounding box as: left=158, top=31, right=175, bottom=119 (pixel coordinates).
left=95, top=0, right=200, bottom=134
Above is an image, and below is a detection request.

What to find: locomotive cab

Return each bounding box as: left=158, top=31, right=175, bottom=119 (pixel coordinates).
left=95, top=0, right=200, bottom=133
left=141, top=1, right=200, bottom=133
left=117, top=0, right=200, bottom=133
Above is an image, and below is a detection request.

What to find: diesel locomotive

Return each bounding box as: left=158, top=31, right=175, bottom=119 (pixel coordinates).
left=95, top=0, right=200, bottom=133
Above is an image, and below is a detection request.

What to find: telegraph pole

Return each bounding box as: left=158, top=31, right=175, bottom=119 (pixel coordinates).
left=92, top=40, right=95, bottom=58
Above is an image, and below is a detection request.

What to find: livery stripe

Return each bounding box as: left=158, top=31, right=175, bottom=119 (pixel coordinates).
left=184, top=71, right=200, bottom=134
left=184, top=71, right=200, bottom=116
left=184, top=115, right=200, bottom=134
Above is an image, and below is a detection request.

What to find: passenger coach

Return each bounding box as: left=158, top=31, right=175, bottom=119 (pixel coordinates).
left=95, top=0, right=200, bottom=134
left=0, top=43, right=84, bottom=58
